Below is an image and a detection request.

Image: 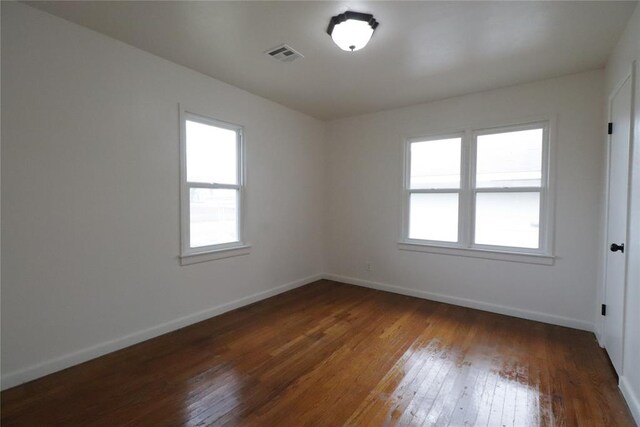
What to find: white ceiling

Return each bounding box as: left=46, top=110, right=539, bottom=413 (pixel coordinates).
left=27, top=1, right=637, bottom=120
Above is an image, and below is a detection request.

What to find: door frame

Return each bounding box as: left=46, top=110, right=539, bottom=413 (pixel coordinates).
left=599, top=61, right=636, bottom=374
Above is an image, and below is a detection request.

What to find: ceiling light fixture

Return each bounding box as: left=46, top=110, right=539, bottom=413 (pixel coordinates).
left=327, top=11, right=379, bottom=52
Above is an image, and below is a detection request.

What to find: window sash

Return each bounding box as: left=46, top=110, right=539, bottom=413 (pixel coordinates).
left=187, top=184, right=241, bottom=250
left=180, top=107, right=245, bottom=257
left=407, top=190, right=461, bottom=244
left=470, top=189, right=543, bottom=252
left=184, top=113, right=242, bottom=187
left=186, top=182, right=241, bottom=190
left=404, top=121, right=550, bottom=255
left=407, top=133, right=464, bottom=191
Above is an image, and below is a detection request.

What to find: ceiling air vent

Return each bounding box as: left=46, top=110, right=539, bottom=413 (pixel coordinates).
left=265, top=44, right=303, bottom=63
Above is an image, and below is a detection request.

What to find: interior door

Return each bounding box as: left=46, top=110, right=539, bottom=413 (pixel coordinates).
left=604, top=73, right=633, bottom=375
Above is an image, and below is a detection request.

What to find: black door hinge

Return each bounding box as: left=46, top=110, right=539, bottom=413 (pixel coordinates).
left=601, top=304, right=607, bottom=316
left=608, top=122, right=613, bottom=135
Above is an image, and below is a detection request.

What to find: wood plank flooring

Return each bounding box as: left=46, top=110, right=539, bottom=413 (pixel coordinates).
left=1, top=280, right=635, bottom=426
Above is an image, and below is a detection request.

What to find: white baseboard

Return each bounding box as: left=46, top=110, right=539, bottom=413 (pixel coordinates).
left=594, top=326, right=605, bottom=348
left=620, top=376, right=640, bottom=425
left=1, top=274, right=323, bottom=390
left=323, top=274, right=594, bottom=332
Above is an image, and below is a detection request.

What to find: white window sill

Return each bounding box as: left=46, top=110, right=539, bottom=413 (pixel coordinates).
left=180, top=244, right=251, bottom=266
left=397, top=242, right=555, bottom=265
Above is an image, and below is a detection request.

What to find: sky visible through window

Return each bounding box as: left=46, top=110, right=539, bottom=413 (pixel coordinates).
left=476, top=129, right=542, bottom=188
left=410, top=137, right=461, bottom=189
left=186, top=120, right=237, bottom=185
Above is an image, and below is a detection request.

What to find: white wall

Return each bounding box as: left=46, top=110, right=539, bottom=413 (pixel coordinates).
left=1, top=2, right=325, bottom=388
left=325, top=70, right=604, bottom=331
left=603, top=3, right=640, bottom=423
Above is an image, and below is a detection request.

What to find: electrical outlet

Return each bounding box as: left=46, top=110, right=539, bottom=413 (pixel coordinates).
left=366, top=263, right=372, bottom=272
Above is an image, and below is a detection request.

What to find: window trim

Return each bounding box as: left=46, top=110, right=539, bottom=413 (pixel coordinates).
left=179, top=105, right=249, bottom=265
left=400, top=118, right=556, bottom=264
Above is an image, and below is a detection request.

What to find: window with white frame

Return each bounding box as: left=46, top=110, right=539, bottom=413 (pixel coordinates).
left=403, top=121, right=551, bottom=258
left=180, top=109, right=247, bottom=262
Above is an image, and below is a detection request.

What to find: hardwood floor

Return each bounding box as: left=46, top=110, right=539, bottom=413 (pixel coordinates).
left=1, top=280, right=634, bottom=426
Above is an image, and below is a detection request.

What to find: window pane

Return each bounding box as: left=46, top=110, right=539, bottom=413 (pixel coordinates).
left=476, top=128, right=543, bottom=188
left=409, top=193, right=458, bottom=242
left=186, top=120, right=237, bottom=184
left=474, top=192, right=540, bottom=248
left=410, top=137, right=461, bottom=189
left=190, top=188, right=238, bottom=248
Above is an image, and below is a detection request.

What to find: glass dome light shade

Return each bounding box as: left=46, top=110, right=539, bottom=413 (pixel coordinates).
left=327, top=11, right=379, bottom=52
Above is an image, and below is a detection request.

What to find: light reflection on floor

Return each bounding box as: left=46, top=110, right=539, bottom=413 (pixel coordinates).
left=352, top=338, right=544, bottom=426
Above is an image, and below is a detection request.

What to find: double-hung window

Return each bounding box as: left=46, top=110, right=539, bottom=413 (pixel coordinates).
left=407, top=134, right=463, bottom=243
left=402, top=121, right=553, bottom=264
left=180, top=108, right=248, bottom=265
